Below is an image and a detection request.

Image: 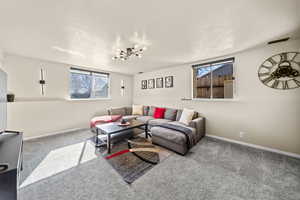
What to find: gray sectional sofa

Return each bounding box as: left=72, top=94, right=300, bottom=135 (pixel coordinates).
left=106, top=106, right=205, bottom=155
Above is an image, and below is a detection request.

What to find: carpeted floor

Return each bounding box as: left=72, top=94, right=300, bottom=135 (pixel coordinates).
left=19, top=129, right=300, bottom=200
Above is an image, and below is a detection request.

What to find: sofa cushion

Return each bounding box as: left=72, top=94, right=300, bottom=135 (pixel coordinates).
left=125, top=107, right=132, bottom=115
left=151, top=123, right=196, bottom=145
left=148, top=118, right=171, bottom=126
left=153, top=107, right=166, bottom=119
left=109, top=107, right=126, bottom=116
left=164, top=108, right=177, bottom=121
left=136, top=116, right=154, bottom=123
left=151, top=120, right=196, bottom=145
left=148, top=106, right=156, bottom=116
left=151, top=127, right=186, bottom=145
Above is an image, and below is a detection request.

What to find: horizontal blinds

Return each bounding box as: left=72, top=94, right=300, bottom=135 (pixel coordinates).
left=70, top=67, right=109, bottom=77
left=192, top=57, right=234, bottom=68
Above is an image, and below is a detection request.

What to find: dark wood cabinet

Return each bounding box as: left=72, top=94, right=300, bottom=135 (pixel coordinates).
left=0, top=131, right=23, bottom=200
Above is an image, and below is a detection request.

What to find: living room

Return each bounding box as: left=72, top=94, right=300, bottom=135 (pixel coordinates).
left=0, top=0, right=299, bottom=200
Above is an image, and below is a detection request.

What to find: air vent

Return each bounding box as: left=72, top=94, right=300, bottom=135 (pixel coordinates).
left=267, top=37, right=290, bottom=45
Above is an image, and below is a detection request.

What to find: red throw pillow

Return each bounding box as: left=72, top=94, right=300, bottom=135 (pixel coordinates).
left=153, top=107, right=166, bottom=119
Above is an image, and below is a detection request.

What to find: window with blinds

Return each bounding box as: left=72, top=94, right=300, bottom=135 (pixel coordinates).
left=192, top=57, right=235, bottom=99
left=70, top=68, right=109, bottom=99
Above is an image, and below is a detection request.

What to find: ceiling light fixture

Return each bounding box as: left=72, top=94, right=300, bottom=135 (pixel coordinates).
left=112, top=45, right=147, bottom=60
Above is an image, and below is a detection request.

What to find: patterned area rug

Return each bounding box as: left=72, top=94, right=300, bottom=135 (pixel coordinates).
left=94, top=136, right=172, bottom=184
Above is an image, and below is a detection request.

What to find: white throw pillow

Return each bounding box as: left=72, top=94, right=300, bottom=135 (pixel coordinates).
left=132, top=105, right=143, bottom=115
left=179, top=108, right=195, bottom=125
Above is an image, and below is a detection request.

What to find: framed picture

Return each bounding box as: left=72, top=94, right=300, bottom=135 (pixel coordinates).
left=165, top=76, right=173, bottom=88
left=156, top=77, right=163, bottom=88
left=141, top=80, right=147, bottom=89
left=148, top=79, right=155, bottom=89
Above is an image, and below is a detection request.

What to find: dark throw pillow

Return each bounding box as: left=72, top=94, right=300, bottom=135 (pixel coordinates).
left=148, top=106, right=156, bottom=116
left=164, top=108, right=178, bottom=121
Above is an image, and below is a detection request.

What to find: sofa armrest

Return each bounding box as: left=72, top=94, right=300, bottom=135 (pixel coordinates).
left=189, top=117, right=205, bottom=141
left=107, top=107, right=126, bottom=116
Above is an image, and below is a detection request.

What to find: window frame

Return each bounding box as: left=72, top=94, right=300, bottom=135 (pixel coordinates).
left=191, top=57, right=236, bottom=100
left=69, top=67, right=110, bottom=100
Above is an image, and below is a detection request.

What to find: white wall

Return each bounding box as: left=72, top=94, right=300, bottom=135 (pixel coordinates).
left=0, top=49, right=6, bottom=132
left=1, top=54, right=133, bottom=139
left=0, top=49, right=3, bottom=62
left=134, top=39, right=300, bottom=154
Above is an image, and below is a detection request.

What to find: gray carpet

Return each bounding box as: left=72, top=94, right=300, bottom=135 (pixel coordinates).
left=19, top=129, right=300, bottom=200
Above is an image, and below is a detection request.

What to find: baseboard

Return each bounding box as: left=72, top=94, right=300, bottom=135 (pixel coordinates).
left=206, top=134, right=300, bottom=159
left=23, top=128, right=88, bottom=141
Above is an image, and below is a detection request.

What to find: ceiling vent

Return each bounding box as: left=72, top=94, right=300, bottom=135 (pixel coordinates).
left=267, top=37, right=290, bottom=45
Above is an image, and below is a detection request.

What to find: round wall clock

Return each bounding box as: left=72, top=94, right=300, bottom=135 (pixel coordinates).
left=258, top=52, right=300, bottom=90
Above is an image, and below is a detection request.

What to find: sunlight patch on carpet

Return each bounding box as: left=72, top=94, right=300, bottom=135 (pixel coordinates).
left=20, top=141, right=97, bottom=188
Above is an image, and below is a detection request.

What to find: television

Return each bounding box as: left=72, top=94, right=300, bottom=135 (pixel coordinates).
left=0, top=68, right=7, bottom=133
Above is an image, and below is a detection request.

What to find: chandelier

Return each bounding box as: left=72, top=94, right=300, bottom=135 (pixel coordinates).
left=112, top=45, right=147, bottom=60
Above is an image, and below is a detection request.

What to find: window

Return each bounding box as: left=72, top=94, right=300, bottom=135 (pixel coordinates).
left=70, top=68, right=109, bottom=99
left=192, top=57, right=235, bottom=99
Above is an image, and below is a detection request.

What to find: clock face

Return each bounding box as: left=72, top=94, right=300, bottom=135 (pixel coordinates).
left=258, top=52, right=300, bottom=90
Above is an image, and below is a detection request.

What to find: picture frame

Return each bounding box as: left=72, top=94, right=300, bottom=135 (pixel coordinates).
left=148, top=79, right=155, bottom=89
left=165, top=76, right=173, bottom=88
left=156, top=77, right=163, bottom=88
left=141, top=80, right=147, bottom=89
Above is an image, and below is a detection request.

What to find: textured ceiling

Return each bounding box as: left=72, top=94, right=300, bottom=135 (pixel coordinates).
left=0, top=0, right=299, bottom=74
